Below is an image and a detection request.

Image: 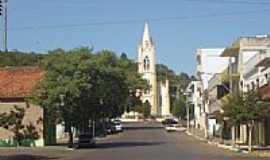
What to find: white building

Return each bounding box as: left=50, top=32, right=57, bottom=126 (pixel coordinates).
left=137, top=22, right=171, bottom=117
left=195, top=48, right=230, bottom=131
left=220, top=35, right=270, bottom=145
left=240, top=36, right=270, bottom=92
left=196, top=48, right=229, bottom=90
left=186, top=81, right=203, bottom=129
left=159, top=79, right=171, bottom=117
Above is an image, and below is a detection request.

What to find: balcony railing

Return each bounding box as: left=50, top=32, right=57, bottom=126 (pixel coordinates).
left=243, top=50, right=270, bottom=75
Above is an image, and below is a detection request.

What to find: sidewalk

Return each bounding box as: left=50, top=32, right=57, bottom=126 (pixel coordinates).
left=186, top=127, right=247, bottom=153
left=185, top=127, right=270, bottom=157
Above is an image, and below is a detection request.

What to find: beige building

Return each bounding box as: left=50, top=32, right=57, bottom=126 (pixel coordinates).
left=0, top=67, right=45, bottom=147
left=221, top=36, right=270, bottom=146
left=137, top=22, right=170, bottom=117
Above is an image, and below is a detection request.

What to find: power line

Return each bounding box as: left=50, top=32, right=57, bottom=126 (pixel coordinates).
left=6, top=8, right=270, bottom=31
left=184, top=0, right=270, bottom=5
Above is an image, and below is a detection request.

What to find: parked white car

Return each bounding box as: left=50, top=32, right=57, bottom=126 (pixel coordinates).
left=112, top=120, right=123, bottom=132
left=165, top=124, right=186, bottom=132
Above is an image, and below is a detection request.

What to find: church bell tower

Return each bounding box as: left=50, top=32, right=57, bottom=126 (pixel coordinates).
left=138, top=22, right=158, bottom=115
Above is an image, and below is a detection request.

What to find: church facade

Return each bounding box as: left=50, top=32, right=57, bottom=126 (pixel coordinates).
left=137, top=22, right=171, bottom=117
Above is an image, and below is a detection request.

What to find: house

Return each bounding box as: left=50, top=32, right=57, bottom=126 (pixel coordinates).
left=220, top=35, right=270, bottom=146
left=195, top=48, right=230, bottom=137
left=241, top=37, right=270, bottom=146
left=186, top=81, right=203, bottom=129
left=0, top=67, right=45, bottom=147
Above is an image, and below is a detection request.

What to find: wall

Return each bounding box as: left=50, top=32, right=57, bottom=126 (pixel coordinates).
left=0, top=101, right=44, bottom=147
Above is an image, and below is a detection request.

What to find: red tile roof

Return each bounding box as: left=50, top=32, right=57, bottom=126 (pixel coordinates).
left=0, top=67, right=44, bottom=97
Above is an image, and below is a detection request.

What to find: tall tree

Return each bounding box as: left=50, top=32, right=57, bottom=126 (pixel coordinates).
left=31, top=47, right=147, bottom=147
left=222, top=91, right=270, bottom=151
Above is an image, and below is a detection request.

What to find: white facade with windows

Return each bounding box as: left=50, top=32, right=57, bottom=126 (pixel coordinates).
left=186, top=81, right=204, bottom=129
left=195, top=48, right=230, bottom=132
left=240, top=38, right=270, bottom=92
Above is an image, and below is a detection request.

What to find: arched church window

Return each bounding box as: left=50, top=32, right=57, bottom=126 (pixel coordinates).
left=143, top=56, right=150, bottom=71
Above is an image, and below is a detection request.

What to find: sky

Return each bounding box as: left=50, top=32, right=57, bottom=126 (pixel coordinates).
left=4, top=0, right=270, bottom=74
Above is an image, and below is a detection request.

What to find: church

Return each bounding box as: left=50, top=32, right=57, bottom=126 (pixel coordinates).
left=137, top=22, right=171, bottom=117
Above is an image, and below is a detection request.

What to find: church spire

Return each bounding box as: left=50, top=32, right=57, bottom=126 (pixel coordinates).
left=142, top=21, right=153, bottom=46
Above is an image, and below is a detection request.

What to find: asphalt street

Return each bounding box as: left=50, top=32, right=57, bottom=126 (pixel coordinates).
left=72, top=122, right=265, bottom=160
left=0, top=122, right=267, bottom=160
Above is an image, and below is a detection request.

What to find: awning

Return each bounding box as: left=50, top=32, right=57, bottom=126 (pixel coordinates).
left=255, top=57, right=270, bottom=68
left=221, top=40, right=240, bottom=57
left=221, top=47, right=239, bottom=57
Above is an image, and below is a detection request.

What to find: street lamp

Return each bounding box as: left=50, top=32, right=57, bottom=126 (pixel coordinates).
left=59, top=94, right=65, bottom=107
left=183, top=91, right=192, bottom=131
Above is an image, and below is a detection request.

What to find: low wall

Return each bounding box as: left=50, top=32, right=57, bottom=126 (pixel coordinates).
left=0, top=102, right=44, bottom=147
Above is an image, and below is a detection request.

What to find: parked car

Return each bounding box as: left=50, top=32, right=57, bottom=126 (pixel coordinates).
left=77, top=133, right=96, bottom=148
left=165, top=124, right=186, bottom=132
left=162, top=118, right=185, bottom=132
left=112, top=120, right=123, bottom=133
left=161, top=118, right=178, bottom=126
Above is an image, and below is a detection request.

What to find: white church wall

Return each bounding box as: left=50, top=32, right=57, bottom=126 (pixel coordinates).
left=160, top=80, right=171, bottom=117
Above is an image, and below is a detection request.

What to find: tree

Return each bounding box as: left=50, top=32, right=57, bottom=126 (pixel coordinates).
left=171, top=96, right=186, bottom=119
left=31, top=47, right=147, bottom=147
left=32, top=48, right=95, bottom=147
left=0, top=51, right=44, bottom=67
left=222, top=91, right=270, bottom=152
left=120, top=52, right=128, bottom=60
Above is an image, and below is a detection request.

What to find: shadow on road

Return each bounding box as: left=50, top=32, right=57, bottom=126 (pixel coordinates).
left=123, top=126, right=163, bottom=130
left=0, top=155, right=60, bottom=160
left=94, top=141, right=165, bottom=149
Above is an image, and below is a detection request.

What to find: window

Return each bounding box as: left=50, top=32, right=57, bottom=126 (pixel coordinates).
left=251, top=81, right=255, bottom=90
left=246, top=84, right=250, bottom=91
left=265, top=74, right=269, bottom=84
left=240, top=81, right=243, bottom=88
left=143, top=56, right=150, bottom=71
left=256, top=78, right=260, bottom=88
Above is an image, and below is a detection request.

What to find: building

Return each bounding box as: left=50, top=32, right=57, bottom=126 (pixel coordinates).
left=196, top=48, right=229, bottom=90
left=240, top=36, right=270, bottom=146
left=186, top=81, right=203, bottom=129
left=0, top=67, right=45, bottom=147
left=158, top=79, right=170, bottom=116
left=137, top=22, right=170, bottom=117
left=220, top=35, right=270, bottom=146
left=207, top=73, right=224, bottom=137
left=194, top=48, right=230, bottom=135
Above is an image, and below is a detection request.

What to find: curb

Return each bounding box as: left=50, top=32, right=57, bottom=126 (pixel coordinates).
left=185, top=131, right=248, bottom=154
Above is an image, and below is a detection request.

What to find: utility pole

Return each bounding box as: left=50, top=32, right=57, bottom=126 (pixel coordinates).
left=229, top=57, right=233, bottom=93
left=186, top=99, right=190, bottom=131
left=3, top=0, right=7, bottom=52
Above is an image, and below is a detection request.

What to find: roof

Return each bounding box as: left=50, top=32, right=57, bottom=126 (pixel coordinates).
left=255, top=57, right=270, bottom=68
left=220, top=40, right=240, bottom=57
left=0, top=67, right=44, bottom=98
